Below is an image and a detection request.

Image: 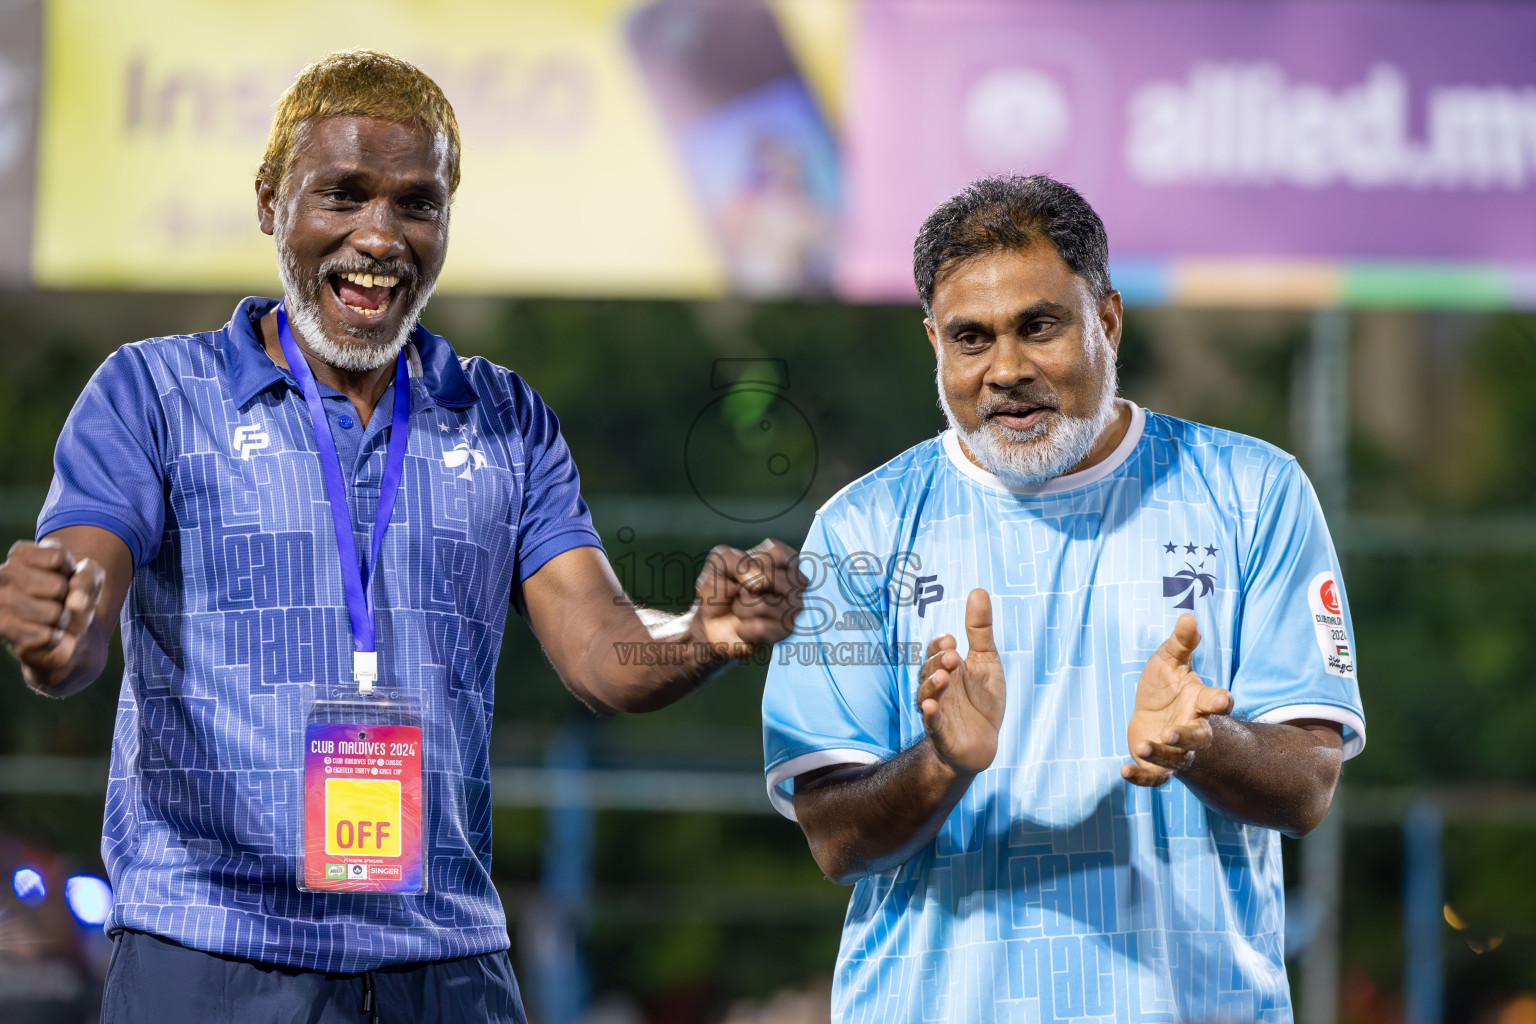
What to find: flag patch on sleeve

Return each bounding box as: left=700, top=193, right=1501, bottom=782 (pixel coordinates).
left=1308, top=571, right=1355, bottom=678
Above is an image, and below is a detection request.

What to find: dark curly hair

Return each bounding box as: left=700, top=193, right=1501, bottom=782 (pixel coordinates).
left=913, top=174, right=1111, bottom=315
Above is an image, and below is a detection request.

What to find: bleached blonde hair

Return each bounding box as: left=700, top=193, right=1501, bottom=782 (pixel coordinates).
left=258, top=49, right=461, bottom=196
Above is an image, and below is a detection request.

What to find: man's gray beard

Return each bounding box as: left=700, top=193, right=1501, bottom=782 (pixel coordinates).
left=275, top=229, right=435, bottom=373
left=938, top=342, right=1120, bottom=488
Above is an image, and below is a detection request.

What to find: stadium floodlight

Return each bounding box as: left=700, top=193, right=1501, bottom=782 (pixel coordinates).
left=64, top=874, right=112, bottom=925
left=12, top=866, right=46, bottom=906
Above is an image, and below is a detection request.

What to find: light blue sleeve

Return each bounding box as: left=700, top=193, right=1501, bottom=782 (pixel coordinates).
left=1232, top=458, right=1366, bottom=758
left=761, top=512, right=906, bottom=819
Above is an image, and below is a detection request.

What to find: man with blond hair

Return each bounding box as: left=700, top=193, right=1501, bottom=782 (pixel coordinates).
left=0, top=50, right=801, bottom=1022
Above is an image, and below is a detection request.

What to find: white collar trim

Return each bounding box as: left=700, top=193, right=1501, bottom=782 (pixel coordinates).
left=941, top=400, right=1145, bottom=495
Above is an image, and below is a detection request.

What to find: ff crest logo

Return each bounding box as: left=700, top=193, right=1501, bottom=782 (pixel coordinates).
left=232, top=424, right=270, bottom=461
left=915, top=575, right=944, bottom=618
left=1308, top=571, right=1354, bottom=678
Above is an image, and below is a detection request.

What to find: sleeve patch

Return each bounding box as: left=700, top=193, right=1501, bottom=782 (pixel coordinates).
left=1307, top=571, right=1355, bottom=679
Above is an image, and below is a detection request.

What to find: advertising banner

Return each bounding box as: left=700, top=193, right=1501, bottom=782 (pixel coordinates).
left=31, top=0, right=849, bottom=296
left=20, top=0, right=1536, bottom=307
left=839, top=1, right=1536, bottom=307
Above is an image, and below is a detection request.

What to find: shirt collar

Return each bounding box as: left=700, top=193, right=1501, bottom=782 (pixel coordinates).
left=223, top=296, right=478, bottom=411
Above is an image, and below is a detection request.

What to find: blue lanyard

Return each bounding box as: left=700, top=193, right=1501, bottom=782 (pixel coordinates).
left=276, top=302, right=411, bottom=693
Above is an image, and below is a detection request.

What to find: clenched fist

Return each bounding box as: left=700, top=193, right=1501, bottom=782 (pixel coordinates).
left=692, top=539, right=806, bottom=656
left=0, top=539, right=108, bottom=694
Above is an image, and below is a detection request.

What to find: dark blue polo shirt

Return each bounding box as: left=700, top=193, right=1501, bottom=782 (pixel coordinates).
left=38, top=297, right=602, bottom=971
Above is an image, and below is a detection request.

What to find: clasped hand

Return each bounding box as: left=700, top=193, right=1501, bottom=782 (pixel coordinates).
left=915, top=589, right=1006, bottom=775
left=1121, top=613, right=1234, bottom=787
left=913, top=599, right=1232, bottom=787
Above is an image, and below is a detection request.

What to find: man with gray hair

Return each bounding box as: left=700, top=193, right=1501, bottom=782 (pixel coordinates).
left=762, top=174, right=1365, bottom=1021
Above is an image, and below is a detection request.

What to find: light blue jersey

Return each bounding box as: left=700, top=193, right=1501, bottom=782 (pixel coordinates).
left=762, top=404, right=1364, bottom=1023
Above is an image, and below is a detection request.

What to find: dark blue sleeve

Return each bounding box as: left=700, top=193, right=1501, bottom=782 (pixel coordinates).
left=511, top=376, right=603, bottom=583
left=36, top=344, right=168, bottom=568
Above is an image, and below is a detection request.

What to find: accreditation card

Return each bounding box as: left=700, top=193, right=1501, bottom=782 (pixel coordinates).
left=299, top=698, right=426, bottom=894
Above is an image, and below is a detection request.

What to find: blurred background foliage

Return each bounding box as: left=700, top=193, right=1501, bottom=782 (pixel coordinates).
left=0, top=291, right=1533, bottom=1019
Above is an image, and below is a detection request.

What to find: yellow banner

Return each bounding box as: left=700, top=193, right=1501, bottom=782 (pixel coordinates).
left=32, top=0, right=848, bottom=295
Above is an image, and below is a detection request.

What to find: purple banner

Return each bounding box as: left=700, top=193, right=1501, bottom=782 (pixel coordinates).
left=838, top=0, right=1536, bottom=301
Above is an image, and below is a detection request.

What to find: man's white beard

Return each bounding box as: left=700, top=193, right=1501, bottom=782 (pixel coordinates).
left=938, top=340, right=1120, bottom=488
left=275, top=227, right=435, bottom=373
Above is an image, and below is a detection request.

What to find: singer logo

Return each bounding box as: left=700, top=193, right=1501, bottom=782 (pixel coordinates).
left=232, top=424, right=270, bottom=461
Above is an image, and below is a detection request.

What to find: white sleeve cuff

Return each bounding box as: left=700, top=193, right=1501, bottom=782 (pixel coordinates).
left=1252, top=703, right=1366, bottom=760
left=764, top=748, right=886, bottom=821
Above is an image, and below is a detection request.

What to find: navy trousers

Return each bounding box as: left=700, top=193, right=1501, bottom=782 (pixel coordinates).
left=101, top=930, right=527, bottom=1024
